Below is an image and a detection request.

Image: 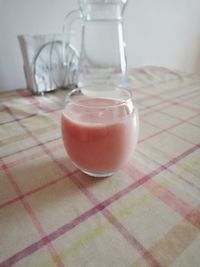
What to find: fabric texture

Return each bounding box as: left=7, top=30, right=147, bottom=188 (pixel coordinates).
left=0, top=66, right=200, bottom=267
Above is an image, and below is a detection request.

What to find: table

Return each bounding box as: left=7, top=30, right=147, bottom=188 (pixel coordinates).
left=0, top=66, right=200, bottom=267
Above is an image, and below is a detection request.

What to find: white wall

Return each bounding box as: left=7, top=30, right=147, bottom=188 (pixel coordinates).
left=0, top=0, right=200, bottom=90
left=125, top=0, right=200, bottom=73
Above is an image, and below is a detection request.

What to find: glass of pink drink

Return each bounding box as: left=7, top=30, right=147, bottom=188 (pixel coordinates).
left=61, top=87, right=139, bottom=177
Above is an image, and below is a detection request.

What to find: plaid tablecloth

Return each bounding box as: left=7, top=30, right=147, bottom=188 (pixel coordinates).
left=0, top=66, right=200, bottom=267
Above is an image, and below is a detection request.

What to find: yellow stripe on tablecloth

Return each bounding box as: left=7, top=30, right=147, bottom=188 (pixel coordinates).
left=39, top=192, right=158, bottom=266
left=115, top=190, right=154, bottom=218
left=130, top=218, right=199, bottom=267
left=118, top=155, right=200, bottom=220
left=39, top=157, right=200, bottom=267
left=40, top=223, right=109, bottom=267
left=177, top=156, right=200, bottom=174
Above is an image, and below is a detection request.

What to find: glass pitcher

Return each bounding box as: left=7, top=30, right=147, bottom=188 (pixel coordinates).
left=63, top=0, right=129, bottom=88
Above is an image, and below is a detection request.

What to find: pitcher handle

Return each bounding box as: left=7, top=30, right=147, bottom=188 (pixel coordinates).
left=62, top=9, right=83, bottom=66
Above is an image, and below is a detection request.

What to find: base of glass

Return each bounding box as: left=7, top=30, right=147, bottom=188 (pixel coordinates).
left=81, top=169, right=114, bottom=178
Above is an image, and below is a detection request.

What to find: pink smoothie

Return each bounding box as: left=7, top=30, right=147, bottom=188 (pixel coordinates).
left=61, top=97, right=138, bottom=174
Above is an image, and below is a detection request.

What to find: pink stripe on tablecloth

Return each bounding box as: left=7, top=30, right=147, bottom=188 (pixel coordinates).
left=140, top=111, right=200, bottom=144
left=0, top=170, right=79, bottom=210
left=148, top=103, right=200, bottom=130
left=142, top=87, right=199, bottom=119
left=0, top=136, right=61, bottom=160
left=185, top=209, right=200, bottom=229
left=140, top=93, right=200, bottom=119
left=160, top=111, right=200, bottom=128
left=141, top=107, right=200, bottom=146
left=16, top=89, right=32, bottom=97
left=18, top=90, right=64, bottom=114
left=1, top=91, right=62, bottom=126
left=139, top=90, right=200, bottom=114
left=147, top=180, right=200, bottom=229
left=0, top=201, right=110, bottom=267
left=103, top=209, right=162, bottom=267
left=18, top=90, right=55, bottom=113
left=0, top=106, right=62, bottom=126
left=1, top=143, right=199, bottom=267
left=1, top=105, right=65, bottom=266
left=0, top=90, right=28, bottom=100
left=126, top=162, right=200, bottom=229
left=69, top=173, right=161, bottom=267
left=4, top=106, right=60, bottom=166
left=2, top=104, right=70, bottom=267
left=0, top=113, right=37, bottom=126
left=1, top=106, right=70, bottom=267
left=137, top=149, right=200, bottom=192
left=2, top=143, right=63, bottom=169
left=131, top=70, right=199, bottom=89
left=139, top=86, right=200, bottom=113
left=1, top=160, right=65, bottom=267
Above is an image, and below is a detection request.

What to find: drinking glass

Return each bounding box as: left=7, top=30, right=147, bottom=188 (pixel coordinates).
left=61, top=86, right=139, bottom=177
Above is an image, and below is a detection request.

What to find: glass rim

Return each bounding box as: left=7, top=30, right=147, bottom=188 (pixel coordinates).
left=66, top=87, right=135, bottom=110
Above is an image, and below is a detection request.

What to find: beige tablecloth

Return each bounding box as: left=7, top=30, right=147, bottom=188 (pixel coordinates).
left=0, top=66, right=200, bottom=267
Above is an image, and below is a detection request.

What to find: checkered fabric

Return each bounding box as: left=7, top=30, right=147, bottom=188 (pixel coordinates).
left=0, top=66, right=200, bottom=267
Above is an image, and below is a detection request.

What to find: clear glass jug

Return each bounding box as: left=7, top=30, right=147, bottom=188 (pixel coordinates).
left=63, top=0, right=129, bottom=88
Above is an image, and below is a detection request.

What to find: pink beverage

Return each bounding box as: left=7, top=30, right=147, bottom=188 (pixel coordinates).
left=61, top=88, right=139, bottom=177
